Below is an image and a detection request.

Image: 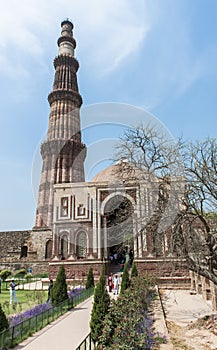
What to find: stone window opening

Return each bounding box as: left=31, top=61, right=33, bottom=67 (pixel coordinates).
left=77, top=204, right=85, bottom=216
left=20, top=245, right=28, bottom=258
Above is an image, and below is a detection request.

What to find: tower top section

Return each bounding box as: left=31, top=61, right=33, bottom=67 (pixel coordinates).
left=57, top=19, right=76, bottom=56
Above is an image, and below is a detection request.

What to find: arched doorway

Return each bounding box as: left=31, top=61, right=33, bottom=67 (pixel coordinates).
left=103, top=195, right=134, bottom=264
left=76, top=231, right=87, bottom=258
left=45, top=239, right=53, bottom=259
left=60, top=234, right=68, bottom=260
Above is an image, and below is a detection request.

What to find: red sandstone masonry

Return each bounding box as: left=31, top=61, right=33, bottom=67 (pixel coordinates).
left=49, top=260, right=104, bottom=280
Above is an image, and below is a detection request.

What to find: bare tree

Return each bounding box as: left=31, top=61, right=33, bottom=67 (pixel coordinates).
left=115, top=124, right=183, bottom=179
left=114, top=124, right=185, bottom=256
left=174, top=138, right=217, bottom=283
left=115, top=125, right=217, bottom=283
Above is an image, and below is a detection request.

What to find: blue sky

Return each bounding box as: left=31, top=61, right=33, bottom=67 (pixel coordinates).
left=0, top=0, right=217, bottom=230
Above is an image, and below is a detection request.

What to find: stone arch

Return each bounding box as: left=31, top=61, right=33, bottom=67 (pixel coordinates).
left=75, top=231, right=88, bottom=258
left=102, top=193, right=135, bottom=259
left=45, top=239, right=53, bottom=259
left=59, top=232, right=69, bottom=260
left=101, top=191, right=136, bottom=216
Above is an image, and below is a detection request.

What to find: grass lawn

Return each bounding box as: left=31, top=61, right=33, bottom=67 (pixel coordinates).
left=0, top=289, right=47, bottom=316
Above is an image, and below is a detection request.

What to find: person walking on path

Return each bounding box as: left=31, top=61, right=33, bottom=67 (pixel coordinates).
left=10, top=279, right=17, bottom=304
left=47, top=279, right=53, bottom=302
left=113, top=275, right=119, bottom=295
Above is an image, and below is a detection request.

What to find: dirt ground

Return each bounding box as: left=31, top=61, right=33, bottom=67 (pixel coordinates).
left=160, top=290, right=217, bottom=350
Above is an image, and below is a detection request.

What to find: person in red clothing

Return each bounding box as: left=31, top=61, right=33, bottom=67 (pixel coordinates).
left=108, top=273, right=113, bottom=293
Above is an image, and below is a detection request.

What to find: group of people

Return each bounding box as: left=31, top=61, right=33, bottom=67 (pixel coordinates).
left=109, top=249, right=134, bottom=269
left=108, top=273, right=122, bottom=295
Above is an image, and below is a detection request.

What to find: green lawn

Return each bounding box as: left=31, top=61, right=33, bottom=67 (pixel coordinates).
left=0, top=289, right=47, bottom=316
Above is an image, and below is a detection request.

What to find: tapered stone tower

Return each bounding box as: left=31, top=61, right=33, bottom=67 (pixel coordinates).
left=35, top=20, right=86, bottom=228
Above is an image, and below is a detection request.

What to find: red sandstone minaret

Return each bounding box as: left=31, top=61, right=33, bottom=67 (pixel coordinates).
left=35, top=20, right=86, bottom=228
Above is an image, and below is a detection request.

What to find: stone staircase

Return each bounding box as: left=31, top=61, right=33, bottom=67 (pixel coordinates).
left=107, top=262, right=131, bottom=276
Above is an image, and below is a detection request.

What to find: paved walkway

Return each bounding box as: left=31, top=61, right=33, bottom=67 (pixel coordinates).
left=161, top=289, right=215, bottom=326
left=12, top=287, right=216, bottom=350
left=160, top=290, right=217, bottom=350
left=14, top=296, right=93, bottom=350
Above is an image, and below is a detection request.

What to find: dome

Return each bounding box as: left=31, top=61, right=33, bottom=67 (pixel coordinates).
left=90, top=161, right=148, bottom=183
left=91, top=164, right=120, bottom=183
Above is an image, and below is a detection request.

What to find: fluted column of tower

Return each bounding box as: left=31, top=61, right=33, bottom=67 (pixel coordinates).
left=35, top=20, right=86, bottom=228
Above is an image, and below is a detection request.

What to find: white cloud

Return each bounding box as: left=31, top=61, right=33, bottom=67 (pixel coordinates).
left=0, top=0, right=49, bottom=77
left=71, top=0, right=150, bottom=74
left=0, top=0, right=150, bottom=78
left=0, top=0, right=215, bottom=105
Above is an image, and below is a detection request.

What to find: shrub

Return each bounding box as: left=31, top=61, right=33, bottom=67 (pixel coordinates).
left=14, top=269, right=27, bottom=277
left=120, top=262, right=130, bottom=294
left=32, top=272, right=48, bottom=278
left=0, top=304, right=9, bottom=332
left=51, top=265, right=68, bottom=306
left=85, top=268, right=95, bottom=289
left=0, top=269, right=11, bottom=281
left=130, top=261, right=138, bottom=278
left=25, top=273, right=32, bottom=281
left=100, top=275, right=166, bottom=349
left=90, top=264, right=110, bottom=344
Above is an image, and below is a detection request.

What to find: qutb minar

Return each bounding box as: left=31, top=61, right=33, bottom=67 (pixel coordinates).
left=35, top=19, right=86, bottom=229
left=0, top=20, right=190, bottom=287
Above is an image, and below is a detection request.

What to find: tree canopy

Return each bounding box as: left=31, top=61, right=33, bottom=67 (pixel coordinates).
left=116, top=124, right=217, bottom=283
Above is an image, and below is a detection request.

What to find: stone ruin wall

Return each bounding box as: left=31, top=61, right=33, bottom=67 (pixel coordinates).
left=49, top=260, right=103, bottom=281
left=136, top=258, right=191, bottom=288
left=0, top=229, right=52, bottom=274
left=0, top=230, right=31, bottom=261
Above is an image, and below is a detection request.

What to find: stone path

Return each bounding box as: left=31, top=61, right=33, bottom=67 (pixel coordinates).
left=14, top=297, right=93, bottom=350
left=162, top=290, right=215, bottom=326
left=11, top=286, right=217, bottom=350
left=161, top=289, right=217, bottom=350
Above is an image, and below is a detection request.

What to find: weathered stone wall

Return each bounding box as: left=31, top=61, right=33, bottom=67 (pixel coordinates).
left=0, top=261, right=49, bottom=275
left=190, top=271, right=217, bottom=311
left=135, top=258, right=190, bottom=288
left=49, top=260, right=103, bottom=280
left=30, top=229, right=53, bottom=260
left=0, top=229, right=52, bottom=274
left=0, top=230, right=31, bottom=260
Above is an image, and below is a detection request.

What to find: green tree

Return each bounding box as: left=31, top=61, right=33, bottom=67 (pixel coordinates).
left=51, top=265, right=68, bottom=306
left=130, top=261, right=138, bottom=278
left=120, top=262, right=130, bottom=294
left=0, top=269, right=11, bottom=281
left=0, top=304, right=9, bottom=332
left=14, top=269, right=27, bottom=278
left=90, top=264, right=110, bottom=345
left=85, top=267, right=95, bottom=289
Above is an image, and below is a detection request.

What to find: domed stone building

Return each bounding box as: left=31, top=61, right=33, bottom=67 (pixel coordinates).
left=0, top=20, right=189, bottom=285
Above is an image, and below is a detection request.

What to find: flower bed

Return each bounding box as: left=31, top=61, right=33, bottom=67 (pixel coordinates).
left=8, top=287, right=85, bottom=327
left=68, top=287, right=85, bottom=304
left=8, top=302, right=52, bottom=327
left=0, top=287, right=93, bottom=349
